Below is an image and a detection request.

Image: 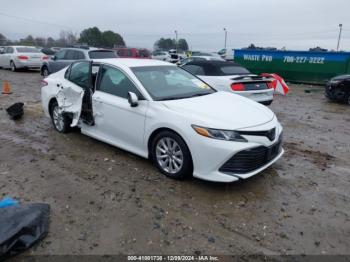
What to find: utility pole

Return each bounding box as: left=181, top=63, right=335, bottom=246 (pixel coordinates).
left=337, top=24, right=343, bottom=51
left=223, top=28, right=227, bottom=49
left=175, top=30, right=178, bottom=53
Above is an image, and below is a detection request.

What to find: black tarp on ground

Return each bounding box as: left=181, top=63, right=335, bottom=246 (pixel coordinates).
left=0, top=203, right=50, bottom=259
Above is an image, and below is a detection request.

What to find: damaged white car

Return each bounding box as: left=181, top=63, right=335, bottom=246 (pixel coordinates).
left=41, top=59, right=283, bottom=182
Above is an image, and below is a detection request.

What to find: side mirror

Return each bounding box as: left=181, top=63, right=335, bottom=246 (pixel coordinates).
left=51, top=55, right=56, bottom=61
left=127, top=92, right=139, bottom=107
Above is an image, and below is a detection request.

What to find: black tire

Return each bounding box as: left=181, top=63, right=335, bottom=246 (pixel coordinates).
left=150, top=130, right=193, bottom=179
left=49, top=101, right=71, bottom=133
left=261, top=100, right=273, bottom=106
left=10, top=61, right=17, bottom=72
left=42, top=66, right=50, bottom=77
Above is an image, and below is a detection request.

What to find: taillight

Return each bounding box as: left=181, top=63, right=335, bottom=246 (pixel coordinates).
left=231, top=83, right=245, bottom=91
left=42, top=56, right=49, bottom=60
left=17, top=55, right=28, bottom=60
left=267, top=81, right=275, bottom=89
left=41, top=80, right=48, bottom=87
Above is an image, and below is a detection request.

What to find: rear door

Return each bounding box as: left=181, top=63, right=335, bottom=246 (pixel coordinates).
left=56, top=61, right=93, bottom=126
left=50, top=49, right=67, bottom=73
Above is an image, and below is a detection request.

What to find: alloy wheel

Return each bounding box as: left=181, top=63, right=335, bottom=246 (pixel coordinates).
left=156, top=137, right=183, bottom=174
left=52, top=106, right=64, bottom=132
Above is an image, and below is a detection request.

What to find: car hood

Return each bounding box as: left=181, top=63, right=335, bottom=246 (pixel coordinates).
left=161, top=92, right=275, bottom=130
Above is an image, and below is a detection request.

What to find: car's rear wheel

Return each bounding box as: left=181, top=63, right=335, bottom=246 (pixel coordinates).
left=151, top=131, right=193, bottom=179
left=10, top=61, right=17, bottom=72
left=42, top=66, right=49, bottom=77
left=50, top=101, right=71, bottom=133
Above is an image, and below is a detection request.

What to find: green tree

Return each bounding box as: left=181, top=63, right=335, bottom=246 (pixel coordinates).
left=154, top=38, right=189, bottom=51
left=79, top=27, right=102, bottom=47
left=101, top=30, right=125, bottom=48
left=178, top=39, right=189, bottom=51
left=154, top=38, right=176, bottom=51
left=0, top=33, right=7, bottom=45
left=20, top=35, right=35, bottom=46
left=35, top=37, right=46, bottom=47
left=46, top=37, right=55, bottom=47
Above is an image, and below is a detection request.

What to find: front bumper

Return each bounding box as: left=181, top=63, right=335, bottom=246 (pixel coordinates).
left=234, top=89, right=274, bottom=103
left=189, top=119, right=283, bottom=182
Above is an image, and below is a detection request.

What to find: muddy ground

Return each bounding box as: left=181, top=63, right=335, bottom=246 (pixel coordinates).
left=0, top=69, right=349, bottom=257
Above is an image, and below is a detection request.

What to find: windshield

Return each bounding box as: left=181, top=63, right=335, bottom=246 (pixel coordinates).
left=88, top=50, right=117, bottom=59
left=132, top=66, right=215, bottom=101
left=219, top=65, right=250, bottom=75
left=16, top=47, right=40, bottom=53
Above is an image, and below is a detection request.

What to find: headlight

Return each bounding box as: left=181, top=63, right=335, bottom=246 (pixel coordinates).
left=192, top=125, right=247, bottom=142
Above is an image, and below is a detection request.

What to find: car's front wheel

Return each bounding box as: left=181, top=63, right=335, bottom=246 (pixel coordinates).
left=151, top=130, right=193, bottom=179
left=50, top=101, right=71, bottom=133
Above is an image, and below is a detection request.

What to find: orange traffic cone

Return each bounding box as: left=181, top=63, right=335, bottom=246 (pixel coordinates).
left=2, top=81, right=12, bottom=94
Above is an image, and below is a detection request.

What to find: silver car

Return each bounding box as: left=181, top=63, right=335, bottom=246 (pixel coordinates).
left=40, top=47, right=117, bottom=77
left=0, top=46, right=48, bottom=71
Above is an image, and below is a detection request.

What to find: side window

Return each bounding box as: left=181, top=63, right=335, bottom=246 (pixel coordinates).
left=65, top=50, right=76, bottom=60
left=68, top=62, right=90, bottom=89
left=98, top=65, right=141, bottom=99
left=55, top=50, right=66, bottom=60
left=182, top=65, right=205, bottom=75
left=76, top=51, right=85, bottom=60
left=8, top=47, right=14, bottom=54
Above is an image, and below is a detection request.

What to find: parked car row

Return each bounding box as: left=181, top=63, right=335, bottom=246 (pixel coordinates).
left=0, top=46, right=48, bottom=71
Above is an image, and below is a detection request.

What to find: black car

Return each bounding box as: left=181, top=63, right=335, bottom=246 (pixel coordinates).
left=325, top=75, right=350, bottom=105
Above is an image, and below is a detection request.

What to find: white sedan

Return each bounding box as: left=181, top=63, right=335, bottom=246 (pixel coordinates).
left=41, top=59, right=283, bottom=182
left=181, top=60, right=275, bottom=105
left=0, top=46, right=48, bottom=71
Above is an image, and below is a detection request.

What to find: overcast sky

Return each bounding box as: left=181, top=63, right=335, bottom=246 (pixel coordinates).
left=0, top=0, right=349, bottom=51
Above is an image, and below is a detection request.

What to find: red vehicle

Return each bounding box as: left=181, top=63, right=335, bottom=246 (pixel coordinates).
left=114, top=48, right=151, bottom=59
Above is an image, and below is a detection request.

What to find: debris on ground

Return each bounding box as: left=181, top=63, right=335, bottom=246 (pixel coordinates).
left=0, top=202, right=50, bottom=259
left=0, top=197, right=18, bottom=208
left=6, top=102, right=24, bottom=120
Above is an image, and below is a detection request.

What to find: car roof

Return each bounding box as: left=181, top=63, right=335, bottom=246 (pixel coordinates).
left=93, top=58, right=174, bottom=67
left=185, top=60, right=242, bottom=67
left=7, top=46, right=38, bottom=48
left=190, top=56, right=223, bottom=60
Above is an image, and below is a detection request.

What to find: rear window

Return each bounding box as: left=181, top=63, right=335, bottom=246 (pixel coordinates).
left=16, top=47, right=40, bottom=53
left=333, top=74, right=350, bottom=80
left=219, top=66, right=250, bottom=75
left=88, top=50, right=117, bottom=59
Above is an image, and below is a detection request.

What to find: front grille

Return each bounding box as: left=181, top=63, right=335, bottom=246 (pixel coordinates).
left=219, top=134, right=283, bottom=174
left=238, top=128, right=276, bottom=141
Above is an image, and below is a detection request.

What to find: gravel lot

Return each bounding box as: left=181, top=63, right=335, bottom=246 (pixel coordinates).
left=0, top=69, right=349, bottom=257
